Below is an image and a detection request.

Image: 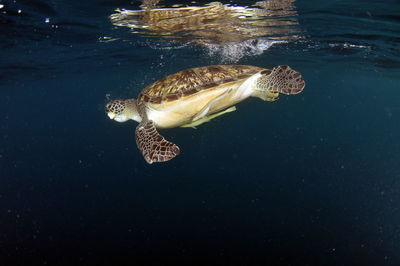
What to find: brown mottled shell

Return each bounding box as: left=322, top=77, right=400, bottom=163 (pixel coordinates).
left=138, top=65, right=264, bottom=104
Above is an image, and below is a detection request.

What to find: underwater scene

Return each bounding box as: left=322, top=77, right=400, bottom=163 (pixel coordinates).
left=1, top=0, right=400, bottom=264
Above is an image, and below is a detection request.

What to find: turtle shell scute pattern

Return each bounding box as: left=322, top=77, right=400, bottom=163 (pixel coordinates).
left=138, top=65, right=263, bottom=104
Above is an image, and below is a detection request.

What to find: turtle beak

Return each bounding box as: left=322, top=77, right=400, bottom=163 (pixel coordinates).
left=107, top=112, right=116, bottom=120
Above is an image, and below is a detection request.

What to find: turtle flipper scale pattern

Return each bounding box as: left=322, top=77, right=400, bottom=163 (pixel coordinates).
left=135, top=120, right=180, bottom=164
left=256, top=65, right=305, bottom=95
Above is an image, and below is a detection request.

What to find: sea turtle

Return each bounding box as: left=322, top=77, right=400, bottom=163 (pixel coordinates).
left=105, top=64, right=305, bottom=164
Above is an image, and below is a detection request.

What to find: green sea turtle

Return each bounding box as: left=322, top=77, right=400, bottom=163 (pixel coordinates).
left=105, top=65, right=305, bottom=164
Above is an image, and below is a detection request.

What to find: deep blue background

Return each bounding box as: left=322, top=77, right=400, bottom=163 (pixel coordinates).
left=1, top=0, right=400, bottom=265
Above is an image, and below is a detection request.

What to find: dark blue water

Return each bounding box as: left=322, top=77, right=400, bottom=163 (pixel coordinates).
left=1, top=0, right=400, bottom=265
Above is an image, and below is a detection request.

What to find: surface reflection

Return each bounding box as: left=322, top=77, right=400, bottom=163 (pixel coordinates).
left=109, top=0, right=304, bottom=61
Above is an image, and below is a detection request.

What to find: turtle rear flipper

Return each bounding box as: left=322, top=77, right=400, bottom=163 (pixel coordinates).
left=253, top=65, right=305, bottom=100
left=181, top=106, right=237, bottom=128
left=135, top=120, right=180, bottom=164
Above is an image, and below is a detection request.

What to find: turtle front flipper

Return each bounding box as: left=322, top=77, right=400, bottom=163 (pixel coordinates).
left=135, top=120, right=180, bottom=164
left=253, top=65, right=305, bottom=100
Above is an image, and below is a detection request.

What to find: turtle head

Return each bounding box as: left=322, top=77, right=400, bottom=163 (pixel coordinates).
left=105, top=99, right=141, bottom=123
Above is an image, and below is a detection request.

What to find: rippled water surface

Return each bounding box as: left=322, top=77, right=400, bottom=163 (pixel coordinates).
left=1, top=0, right=400, bottom=265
